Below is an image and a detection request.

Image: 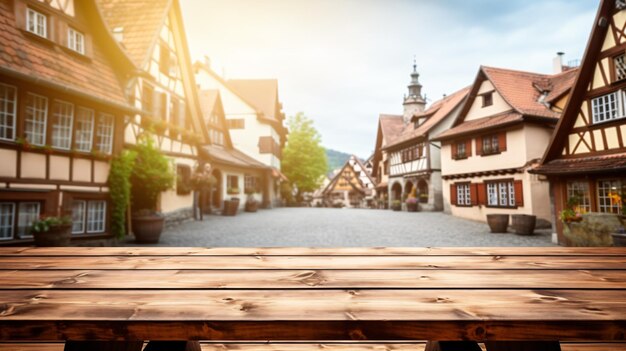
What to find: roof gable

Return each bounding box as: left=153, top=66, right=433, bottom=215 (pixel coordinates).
left=323, top=158, right=367, bottom=195
left=198, top=89, right=234, bottom=149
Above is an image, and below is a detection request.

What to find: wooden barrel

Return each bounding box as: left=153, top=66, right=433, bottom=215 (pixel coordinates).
left=486, top=214, right=509, bottom=233
left=512, top=214, right=536, bottom=235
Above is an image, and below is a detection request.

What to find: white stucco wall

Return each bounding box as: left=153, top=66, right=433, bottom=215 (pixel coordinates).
left=465, top=80, right=513, bottom=121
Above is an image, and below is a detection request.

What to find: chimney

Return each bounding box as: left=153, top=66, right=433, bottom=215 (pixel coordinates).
left=112, top=27, right=124, bottom=43
left=553, top=52, right=565, bottom=74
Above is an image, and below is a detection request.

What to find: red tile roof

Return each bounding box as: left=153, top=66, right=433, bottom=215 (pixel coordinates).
left=227, top=79, right=284, bottom=122
left=202, top=144, right=269, bottom=170
left=96, top=0, right=171, bottom=67
left=386, top=86, right=470, bottom=148
left=434, top=111, right=524, bottom=140
left=378, top=114, right=404, bottom=146
left=532, top=152, right=626, bottom=175
left=545, top=68, right=579, bottom=103
left=0, top=0, right=131, bottom=107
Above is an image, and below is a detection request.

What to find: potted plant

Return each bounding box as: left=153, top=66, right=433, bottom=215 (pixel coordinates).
left=130, top=134, right=174, bottom=244
left=419, top=193, right=428, bottom=204
left=31, top=216, right=72, bottom=247
left=245, top=189, right=258, bottom=213
left=406, top=197, right=419, bottom=212
left=486, top=214, right=509, bottom=233
left=391, top=200, right=402, bottom=211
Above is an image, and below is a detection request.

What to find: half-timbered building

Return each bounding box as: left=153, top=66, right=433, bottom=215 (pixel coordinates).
left=371, top=114, right=403, bottom=208
left=322, top=155, right=375, bottom=208
left=97, top=0, right=207, bottom=221
left=533, top=0, right=626, bottom=244
left=434, top=64, right=578, bottom=224
left=384, top=86, right=469, bottom=211
left=0, top=0, right=137, bottom=244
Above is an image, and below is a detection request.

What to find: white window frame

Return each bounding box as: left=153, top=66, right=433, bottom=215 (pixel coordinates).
left=75, top=107, right=94, bottom=152
left=67, top=27, right=85, bottom=54
left=86, top=200, right=106, bottom=233
left=51, top=100, right=74, bottom=150
left=0, top=83, right=17, bottom=141
left=591, top=91, right=623, bottom=124
left=0, top=203, right=15, bottom=241
left=25, top=93, right=48, bottom=146
left=456, top=183, right=471, bottom=206
left=71, top=200, right=86, bottom=234
left=17, top=202, right=40, bottom=239
left=96, top=113, right=114, bottom=154
left=566, top=181, right=591, bottom=213
left=597, top=179, right=622, bottom=214
left=487, top=180, right=515, bottom=208
left=26, top=8, right=47, bottom=38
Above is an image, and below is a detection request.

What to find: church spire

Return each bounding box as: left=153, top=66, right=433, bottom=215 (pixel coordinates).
left=403, top=59, right=426, bottom=124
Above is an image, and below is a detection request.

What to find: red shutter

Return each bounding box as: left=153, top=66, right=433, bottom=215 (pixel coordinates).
left=450, top=184, right=458, bottom=206
left=470, top=183, right=478, bottom=206
left=475, top=137, right=483, bottom=156
left=451, top=142, right=458, bottom=160
left=499, top=132, right=507, bottom=152
left=514, top=180, right=524, bottom=207
left=477, top=183, right=486, bottom=205
left=466, top=140, right=472, bottom=157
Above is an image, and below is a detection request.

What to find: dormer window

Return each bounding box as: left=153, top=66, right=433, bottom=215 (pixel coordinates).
left=482, top=92, right=493, bottom=107
left=26, top=8, right=47, bottom=38
left=68, top=28, right=85, bottom=54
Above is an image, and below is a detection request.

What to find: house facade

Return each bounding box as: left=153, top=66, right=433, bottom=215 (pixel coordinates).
left=98, top=0, right=207, bottom=221
left=321, top=155, right=375, bottom=208
left=533, top=0, right=626, bottom=244
left=434, top=65, right=577, bottom=224
left=194, top=61, right=288, bottom=207
left=371, top=114, right=403, bottom=208
left=384, top=86, right=469, bottom=211
left=0, top=0, right=136, bottom=243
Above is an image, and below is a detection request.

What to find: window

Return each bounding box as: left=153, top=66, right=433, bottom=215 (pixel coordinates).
left=71, top=201, right=85, bottom=234
left=227, top=175, right=240, bottom=194
left=597, top=179, right=624, bottom=214
left=486, top=180, right=515, bottom=208
left=591, top=92, right=620, bottom=123
left=159, top=41, right=170, bottom=76
left=566, top=181, right=591, bottom=214
left=86, top=201, right=106, bottom=233
left=17, top=202, right=40, bottom=239
left=142, top=83, right=154, bottom=115
left=74, top=107, right=94, bottom=152
left=67, top=28, right=85, bottom=54
left=456, top=142, right=467, bottom=159
left=0, top=84, right=17, bottom=141
left=482, top=92, right=493, bottom=107
left=0, top=203, right=15, bottom=240
left=456, top=183, right=471, bottom=206
left=95, top=113, right=114, bottom=154
left=176, top=164, right=192, bottom=195
left=25, top=93, right=48, bottom=146
left=245, top=175, right=259, bottom=193
left=614, top=54, right=626, bottom=81
left=482, top=134, right=499, bottom=155
left=227, top=119, right=245, bottom=129
left=26, top=8, right=47, bottom=38
left=51, top=101, right=74, bottom=150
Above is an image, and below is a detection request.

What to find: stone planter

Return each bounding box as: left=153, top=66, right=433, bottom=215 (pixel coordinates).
left=563, top=213, right=622, bottom=247
left=406, top=203, right=419, bottom=212
left=511, top=214, right=536, bottom=235
left=33, top=224, right=71, bottom=247
left=486, top=214, right=509, bottom=233
left=612, top=233, right=626, bottom=247
left=131, top=215, right=165, bottom=244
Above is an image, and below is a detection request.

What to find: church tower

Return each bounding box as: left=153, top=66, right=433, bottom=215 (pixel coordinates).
left=402, top=60, right=426, bottom=124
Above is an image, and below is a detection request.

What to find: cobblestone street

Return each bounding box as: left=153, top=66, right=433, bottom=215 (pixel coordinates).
left=130, top=208, right=556, bottom=247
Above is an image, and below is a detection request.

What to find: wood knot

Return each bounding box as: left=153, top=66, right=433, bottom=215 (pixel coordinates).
left=348, top=328, right=367, bottom=340
left=492, top=255, right=502, bottom=261
left=239, top=302, right=255, bottom=312
left=435, top=297, right=451, bottom=303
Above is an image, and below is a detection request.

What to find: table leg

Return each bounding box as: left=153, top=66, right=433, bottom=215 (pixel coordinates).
left=144, top=341, right=202, bottom=351
left=425, top=341, right=482, bottom=351
left=64, top=341, right=144, bottom=351
left=484, top=341, right=561, bottom=351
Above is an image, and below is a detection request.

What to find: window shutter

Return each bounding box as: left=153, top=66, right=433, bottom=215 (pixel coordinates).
left=450, top=184, right=457, bottom=206
left=475, top=136, right=483, bottom=155
left=465, top=140, right=472, bottom=157
left=477, top=183, right=486, bottom=205
left=514, top=180, right=524, bottom=207
left=451, top=142, right=458, bottom=160
left=498, top=132, right=507, bottom=152
left=470, top=183, right=478, bottom=206
left=153, top=90, right=162, bottom=119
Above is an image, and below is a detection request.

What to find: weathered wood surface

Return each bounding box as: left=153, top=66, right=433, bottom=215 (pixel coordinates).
left=1, top=255, right=626, bottom=270
left=2, top=344, right=626, bottom=351
left=1, top=269, right=625, bottom=289
left=2, top=247, right=626, bottom=256
left=0, top=247, right=625, bottom=342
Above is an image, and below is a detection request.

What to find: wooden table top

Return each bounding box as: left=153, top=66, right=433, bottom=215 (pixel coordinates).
left=0, top=247, right=625, bottom=342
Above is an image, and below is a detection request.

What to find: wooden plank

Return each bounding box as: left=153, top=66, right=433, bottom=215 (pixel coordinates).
left=1, top=289, right=625, bottom=322
left=1, top=269, right=625, bottom=289
left=0, top=256, right=625, bottom=270
left=2, top=247, right=626, bottom=256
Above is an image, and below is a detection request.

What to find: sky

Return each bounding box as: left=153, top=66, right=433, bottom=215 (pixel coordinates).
left=180, top=0, right=599, bottom=158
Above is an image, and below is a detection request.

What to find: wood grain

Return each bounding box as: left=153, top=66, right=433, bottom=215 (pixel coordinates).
left=1, top=255, right=625, bottom=270
left=0, top=269, right=625, bottom=289
left=2, top=247, right=626, bottom=256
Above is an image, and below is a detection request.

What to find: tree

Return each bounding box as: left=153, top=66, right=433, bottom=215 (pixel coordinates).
left=282, top=113, right=328, bottom=201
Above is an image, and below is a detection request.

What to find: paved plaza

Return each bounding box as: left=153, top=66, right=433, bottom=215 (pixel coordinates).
left=132, top=208, right=556, bottom=247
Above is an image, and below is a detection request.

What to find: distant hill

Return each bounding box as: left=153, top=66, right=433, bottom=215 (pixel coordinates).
left=325, top=148, right=353, bottom=172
